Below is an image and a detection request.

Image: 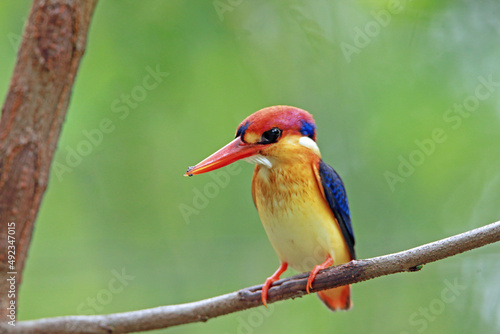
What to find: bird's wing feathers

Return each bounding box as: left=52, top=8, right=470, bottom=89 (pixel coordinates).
left=251, top=165, right=259, bottom=209
left=313, top=160, right=356, bottom=259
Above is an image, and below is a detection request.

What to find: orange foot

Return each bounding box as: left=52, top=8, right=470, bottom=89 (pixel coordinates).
left=306, top=256, right=333, bottom=293
left=261, top=262, right=288, bottom=307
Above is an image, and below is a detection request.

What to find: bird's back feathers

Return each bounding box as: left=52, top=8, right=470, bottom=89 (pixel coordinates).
left=315, top=160, right=355, bottom=259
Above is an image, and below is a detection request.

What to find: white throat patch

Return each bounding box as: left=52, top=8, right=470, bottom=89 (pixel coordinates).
left=244, top=155, right=273, bottom=169
left=298, top=136, right=320, bottom=155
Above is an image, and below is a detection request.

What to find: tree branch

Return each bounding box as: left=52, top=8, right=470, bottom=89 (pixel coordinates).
left=0, top=0, right=97, bottom=323
left=6, top=220, right=499, bottom=334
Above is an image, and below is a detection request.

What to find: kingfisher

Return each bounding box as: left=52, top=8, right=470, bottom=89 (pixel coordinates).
left=185, top=106, right=355, bottom=311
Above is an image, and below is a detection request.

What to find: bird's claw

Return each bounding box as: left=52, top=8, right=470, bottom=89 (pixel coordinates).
left=306, top=256, right=334, bottom=294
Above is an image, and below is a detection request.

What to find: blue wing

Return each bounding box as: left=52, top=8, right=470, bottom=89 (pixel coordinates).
left=318, top=160, right=355, bottom=259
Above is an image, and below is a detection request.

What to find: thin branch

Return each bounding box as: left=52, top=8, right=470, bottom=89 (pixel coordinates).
left=6, top=221, right=499, bottom=334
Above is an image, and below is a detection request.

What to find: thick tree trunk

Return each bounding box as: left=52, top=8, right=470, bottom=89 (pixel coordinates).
left=0, top=0, right=98, bottom=324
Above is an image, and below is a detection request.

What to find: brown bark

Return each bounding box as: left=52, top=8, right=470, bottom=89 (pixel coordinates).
left=0, top=0, right=98, bottom=324
left=5, top=220, right=500, bottom=334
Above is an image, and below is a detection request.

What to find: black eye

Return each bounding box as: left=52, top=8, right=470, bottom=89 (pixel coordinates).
left=260, top=127, right=282, bottom=144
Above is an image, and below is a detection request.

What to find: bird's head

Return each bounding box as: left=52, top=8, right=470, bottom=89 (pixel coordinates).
left=185, top=105, right=321, bottom=176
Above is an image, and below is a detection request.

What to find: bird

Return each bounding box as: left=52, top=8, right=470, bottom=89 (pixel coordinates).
left=184, top=105, right=355, bottom=311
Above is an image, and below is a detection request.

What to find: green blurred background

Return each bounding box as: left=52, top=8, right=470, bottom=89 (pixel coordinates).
left=1, top=1, right=500, bottom=333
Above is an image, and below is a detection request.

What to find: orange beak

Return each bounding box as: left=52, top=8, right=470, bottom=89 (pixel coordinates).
left=184, top=137, right=265, bottom=176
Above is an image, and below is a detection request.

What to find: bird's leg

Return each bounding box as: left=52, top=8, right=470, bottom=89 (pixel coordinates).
left=306, top=256, right=333, bottom=293
left=261, top=262, right=288, bottom=307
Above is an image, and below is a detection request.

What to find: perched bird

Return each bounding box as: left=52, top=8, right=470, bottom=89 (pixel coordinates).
left=185, top=106, right=355, bottom=311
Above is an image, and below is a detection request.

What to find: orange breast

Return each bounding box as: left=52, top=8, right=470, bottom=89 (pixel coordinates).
left=251, top=161, right=351, bottom=272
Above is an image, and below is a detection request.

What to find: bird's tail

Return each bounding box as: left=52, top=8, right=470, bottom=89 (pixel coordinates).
left=317, top=285, right=352, bottom=311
